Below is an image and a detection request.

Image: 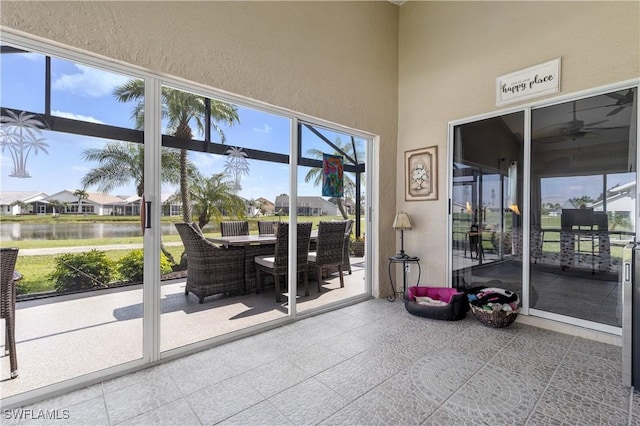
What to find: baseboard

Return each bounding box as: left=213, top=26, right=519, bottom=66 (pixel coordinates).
left=516, top=315, right=621, bottom=346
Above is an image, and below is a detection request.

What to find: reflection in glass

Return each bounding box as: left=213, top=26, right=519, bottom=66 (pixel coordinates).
left=530, top=88, right=637, bottom=327
left=451, top=112, right=524, bottom=301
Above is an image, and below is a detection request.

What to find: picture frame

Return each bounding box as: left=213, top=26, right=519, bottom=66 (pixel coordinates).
left=405, top=146, right=437, bottom=201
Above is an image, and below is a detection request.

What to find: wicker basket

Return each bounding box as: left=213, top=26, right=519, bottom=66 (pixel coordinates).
left=470, top=304, right=519, bottom=328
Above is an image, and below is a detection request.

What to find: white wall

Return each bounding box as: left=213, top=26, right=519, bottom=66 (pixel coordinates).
left=398, top=1, right=640, bottom=285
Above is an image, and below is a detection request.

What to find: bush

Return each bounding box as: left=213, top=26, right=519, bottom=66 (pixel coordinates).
left=116, top=249, right=173, bottom=283
left=49, top=250, right=113, bottom=292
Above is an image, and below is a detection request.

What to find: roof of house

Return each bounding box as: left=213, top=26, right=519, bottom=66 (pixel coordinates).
left=0, top=191, right=49, bottom=205
left=274, top=195, right=338, bottom=207
left=44, top=190, right=126, bottom=205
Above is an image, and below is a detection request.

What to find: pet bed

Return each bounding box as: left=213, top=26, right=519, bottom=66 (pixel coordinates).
left=404, top=286, right=469, bottom=321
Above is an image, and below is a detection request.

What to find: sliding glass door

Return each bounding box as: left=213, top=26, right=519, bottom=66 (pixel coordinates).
left=1, top=34, right=375, bottom=406
left=158, top=84, right=293, bottom=353
left=530, top=88, right=637, bottom=328
left=451, top=112, right=524, bottom=297
left=0, top=46, right=145, bottom=398
left=295, top=122, right=368, bottom=316
left=450, top=86, right=638, bottom=331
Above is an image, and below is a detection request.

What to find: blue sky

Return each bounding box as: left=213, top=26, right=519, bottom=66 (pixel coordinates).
left=1, top=51, right=364, bottom=203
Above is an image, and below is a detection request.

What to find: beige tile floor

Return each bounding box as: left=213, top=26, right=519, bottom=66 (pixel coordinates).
left=2, top=297, right=637, bottom=425
left=0, top=260, right=366, bottom=399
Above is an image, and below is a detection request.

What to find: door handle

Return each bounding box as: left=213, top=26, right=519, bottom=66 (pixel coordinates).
left=145, top=201, right=152, bottom=229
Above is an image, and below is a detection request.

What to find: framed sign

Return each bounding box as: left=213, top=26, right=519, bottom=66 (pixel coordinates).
left=405, top=146, right=437, bottom=201
left=496, top=58, right=561, bottom=106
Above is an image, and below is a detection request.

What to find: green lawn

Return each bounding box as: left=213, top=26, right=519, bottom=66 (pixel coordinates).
left=15, top=246, right=186, bottom=295
left=6, top=214, right=363, bottom=295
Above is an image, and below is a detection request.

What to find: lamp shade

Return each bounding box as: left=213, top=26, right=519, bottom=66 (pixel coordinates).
left=392, top=212, right=412, bottom=230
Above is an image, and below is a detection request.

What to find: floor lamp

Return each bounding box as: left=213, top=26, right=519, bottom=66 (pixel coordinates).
left=392, top=212, right=412, bottom=259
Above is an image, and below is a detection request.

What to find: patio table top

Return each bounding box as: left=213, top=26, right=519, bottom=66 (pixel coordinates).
left=208, top=230, right=318, bottom=247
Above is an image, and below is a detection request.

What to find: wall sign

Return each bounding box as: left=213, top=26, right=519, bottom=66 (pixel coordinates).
left=496, top=58, right=561, bottom=106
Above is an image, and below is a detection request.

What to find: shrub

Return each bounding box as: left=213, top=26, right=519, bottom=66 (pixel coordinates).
left=49, top=250, right=113, bottom=292
left=116, top=249, right=173, bottom=283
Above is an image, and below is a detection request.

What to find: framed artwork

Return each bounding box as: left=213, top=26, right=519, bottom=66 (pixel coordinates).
left=405, top=146, right=437, bottom=201
left=322, top=154, right=344, bottom=197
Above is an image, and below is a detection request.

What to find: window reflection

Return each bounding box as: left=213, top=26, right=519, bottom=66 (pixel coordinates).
left=530, top=88, right=637, bottom=327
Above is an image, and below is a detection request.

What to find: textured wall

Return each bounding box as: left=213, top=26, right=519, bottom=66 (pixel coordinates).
left=1, top=1, right=399, bottom=297
left=398, top=1, right=640, bottom=285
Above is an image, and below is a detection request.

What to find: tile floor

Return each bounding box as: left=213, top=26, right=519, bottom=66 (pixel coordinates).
left=1, top=260, right=366, bottom=398
left=3, top=298, right=637, bottom=425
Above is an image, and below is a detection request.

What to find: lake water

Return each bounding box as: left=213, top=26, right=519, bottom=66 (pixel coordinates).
left=0, top=222, right=179, bottom=241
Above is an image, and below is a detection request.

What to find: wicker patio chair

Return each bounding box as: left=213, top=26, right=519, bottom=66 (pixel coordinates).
left=244, top=243, right=277, bottom=294
left=308, top=221, right=348, bottom=293
left=220, top=220, right=249, bottom=237
left=341, top=220, right=353, bottom=275
left=255, top=222, right=312, bottom=303
left=258, top=221, right=279, bottom=235
left=1, top=247, right=19, bottom=378
left=175, top=223, right=246, bottom=304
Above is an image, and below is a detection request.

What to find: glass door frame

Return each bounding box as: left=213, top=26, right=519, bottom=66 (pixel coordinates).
left=0, top=30, right=155, bottom=408
left=447, top=78, right=640, bottom=334
left=1, top=29, right=377, bottom=408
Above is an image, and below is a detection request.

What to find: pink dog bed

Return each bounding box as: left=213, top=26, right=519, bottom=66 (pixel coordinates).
left=404, top=286, right=469, bottom=321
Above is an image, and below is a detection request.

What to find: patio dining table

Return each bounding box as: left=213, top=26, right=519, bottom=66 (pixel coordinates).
left=207, top=231, right=318, bottom=293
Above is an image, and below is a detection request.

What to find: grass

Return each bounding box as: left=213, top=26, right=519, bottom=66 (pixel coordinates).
left=6, top=214, right=362, bottom=295
left=15, top=245, right=185, bottom=295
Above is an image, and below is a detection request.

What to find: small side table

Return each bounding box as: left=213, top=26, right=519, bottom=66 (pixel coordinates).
left=387, top=255, right=421, bottom=302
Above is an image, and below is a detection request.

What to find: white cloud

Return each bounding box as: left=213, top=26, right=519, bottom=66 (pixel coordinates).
left=52, top=64, right=129, bottom=97
left=190, top=151, right=224, bottom=172
left=253, top=124, right=272, bottom=134
left=52, top=110, right=104, bottom=124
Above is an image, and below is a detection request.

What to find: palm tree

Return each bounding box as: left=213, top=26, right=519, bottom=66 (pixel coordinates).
left=81, top=142, right=183, bottom=264
left=304, top=136, right=364, bottom=219
left=188, top=172, right=246, bottom=230
left=0, top=110, right=49, bottom=178
left=114, top=80, right=239, bottom=224
left=48, top=199, right=68, bottom=216
left=223, top=147, right=250, bottom=192
left=73, top=189, right=89, bottom=215
left=247, top=198, right=260, bottom=217
left=81, top=143, right=182, bottom=198
left=570, top=196, right=594, bottom=209
left=9, top=200, right=30, bottom=215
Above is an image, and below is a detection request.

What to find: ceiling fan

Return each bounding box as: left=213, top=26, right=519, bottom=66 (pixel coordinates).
left=533, top=101, right=610, bottom=143
left=576, top=89, right=635, bottom=116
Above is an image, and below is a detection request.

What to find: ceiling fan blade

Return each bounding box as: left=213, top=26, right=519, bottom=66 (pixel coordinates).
left=577, top=131, right=600, bottom=139
left=583, top=120, right=608, bottom=127
left=606, top=92, right=627, bottom=101
left=583, top=125, right=629, bottom=131
left=575, top=104, right=618, bottom=113
left=606, top=106, right=626, bottom=116
left=533, top=124, right=570, bottom=139
left=533, top=134, right=566, bottom=144
left=534, top=130, right=599, bottom=143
